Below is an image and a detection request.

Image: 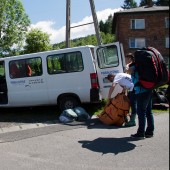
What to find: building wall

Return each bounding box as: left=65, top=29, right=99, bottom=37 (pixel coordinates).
left=115, top=11, right=169, bottom=65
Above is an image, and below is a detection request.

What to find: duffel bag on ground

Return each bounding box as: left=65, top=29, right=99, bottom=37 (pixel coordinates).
left=98, top=92, right=130, bottom=126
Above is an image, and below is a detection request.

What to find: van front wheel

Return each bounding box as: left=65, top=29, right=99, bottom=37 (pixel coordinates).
left=59, top=96, right=79, bottom=111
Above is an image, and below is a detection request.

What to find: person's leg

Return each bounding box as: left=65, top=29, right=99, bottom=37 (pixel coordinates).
left=125, top=90, right=137, bottom=127
left=131, top=90, right=152, bottom=138
left=145, top=95, right=154, bottom=137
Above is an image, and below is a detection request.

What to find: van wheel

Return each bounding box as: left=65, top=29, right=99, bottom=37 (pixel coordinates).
left=59, top=96, right=79, bottom=111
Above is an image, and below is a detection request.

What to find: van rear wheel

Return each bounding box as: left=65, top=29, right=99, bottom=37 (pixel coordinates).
left=59, top=96, right=79, bottom=111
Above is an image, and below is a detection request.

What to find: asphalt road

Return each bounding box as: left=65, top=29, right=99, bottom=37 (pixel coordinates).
left=0, top=106, right=61, bottom=128
left=0, top=112, right=169, bottom=170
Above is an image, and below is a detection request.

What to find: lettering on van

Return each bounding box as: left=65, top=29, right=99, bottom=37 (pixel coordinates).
left=29, top=78, right=44, bottom=85
left=10, top=80, right=26, bottom=85
left=101, top=70, right=119, bottom=76
left=101, top=70, right=119, bottom=84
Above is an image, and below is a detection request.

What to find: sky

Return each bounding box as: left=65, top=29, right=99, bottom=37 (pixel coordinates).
left=21, top=0, right=140, bottom=44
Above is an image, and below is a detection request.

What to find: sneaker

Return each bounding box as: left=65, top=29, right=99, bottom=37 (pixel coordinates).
left=125, top=121, right=136, bottom=127
left=131, top=133, right=145, bottom=139
left=145, top=132, right=154, bottom=138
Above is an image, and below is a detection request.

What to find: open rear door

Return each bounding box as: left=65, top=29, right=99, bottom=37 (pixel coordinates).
left=94, top=42, right=126, bottom=99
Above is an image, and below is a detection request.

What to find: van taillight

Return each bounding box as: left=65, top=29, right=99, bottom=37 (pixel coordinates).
left=90, top=73, right=99, bottom=88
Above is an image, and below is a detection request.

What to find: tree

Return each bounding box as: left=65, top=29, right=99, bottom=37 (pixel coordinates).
left=139, top=0, right=169, bottom=6
left=139, top=0, right=154, bottom=6
left=99, top=21, right=106, bottom=33
left=0, top=0, right=30, bottom=57
left=99, top=15, right=113, bottom=34
left=121, top=0, right=138, bottom=9
left=24, top=28, right=52, bottom=54
left=104, top=15, right=113, bottom=34
left=155, top=0, right=169, bottom=6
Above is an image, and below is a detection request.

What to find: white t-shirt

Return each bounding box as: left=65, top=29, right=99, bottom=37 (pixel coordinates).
left=113, top=73, right=134, bottom=91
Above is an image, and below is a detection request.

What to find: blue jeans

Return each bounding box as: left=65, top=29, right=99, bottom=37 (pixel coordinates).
left=128, top=89, right=137, bottom=115
left=136, top=90, right=154, bottom=134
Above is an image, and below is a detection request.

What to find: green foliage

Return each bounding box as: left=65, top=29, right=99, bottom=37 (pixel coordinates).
left=155, top=0, right=169, bottom=6
left=24, top=28, right=52, bottom=54
left=53, top=33, right=115, bottom=50
left=99, top=15, right=113, bottom=34
left=139, top=0, right=147, bottom=6
left=139, top=0, right=169, bottom=6
left=0, top=0, right=30, bottom=57
left=121, top=0, right=138, bottom=9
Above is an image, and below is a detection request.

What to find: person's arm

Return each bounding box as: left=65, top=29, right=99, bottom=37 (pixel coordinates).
left=108, top=83, right=117, bottom=99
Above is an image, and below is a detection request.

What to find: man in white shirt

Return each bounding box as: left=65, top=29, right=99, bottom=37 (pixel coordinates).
left=107, top=73, right=134, bottom=99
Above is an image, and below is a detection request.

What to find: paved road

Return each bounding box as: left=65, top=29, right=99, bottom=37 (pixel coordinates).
left=0, top=112, right=169, bottom=170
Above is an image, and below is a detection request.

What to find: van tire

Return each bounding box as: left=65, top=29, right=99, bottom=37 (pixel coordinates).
left=59, top=96, right=79, bottom=111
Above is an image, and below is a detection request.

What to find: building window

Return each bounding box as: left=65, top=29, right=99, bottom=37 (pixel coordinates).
left=165, top=17, right=169, bottom=28
left=129, top=38, right=146, bottom=48
left=131, top=19, right=145, bottom=29
left=166, top=37, right=169, bottom=48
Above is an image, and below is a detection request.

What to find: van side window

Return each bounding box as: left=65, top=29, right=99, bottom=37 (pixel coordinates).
left=9, top=57, right=42, bottom=79
left=9, top=62, right=21, bottom=78
left=47, top=51, right=84, bottom=74
left=96, top=45, right=119, bottom=69
left=0, top=61, right=5, bottom=77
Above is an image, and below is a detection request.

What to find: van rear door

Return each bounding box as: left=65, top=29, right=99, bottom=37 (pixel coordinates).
left=94, top=42, right=126, bottom=99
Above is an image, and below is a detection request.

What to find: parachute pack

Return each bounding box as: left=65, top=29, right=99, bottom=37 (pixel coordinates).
left=134, top=47, right=169, bottom=89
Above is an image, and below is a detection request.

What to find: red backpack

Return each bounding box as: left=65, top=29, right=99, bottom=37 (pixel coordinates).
left=134, top=47, right=169, bottom=89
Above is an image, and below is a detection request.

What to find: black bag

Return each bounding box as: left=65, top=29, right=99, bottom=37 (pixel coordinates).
left=134, top=47, right=169, bottom=89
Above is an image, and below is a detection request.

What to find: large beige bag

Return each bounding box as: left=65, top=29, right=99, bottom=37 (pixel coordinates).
left=98, top=93, right=130, bottom=126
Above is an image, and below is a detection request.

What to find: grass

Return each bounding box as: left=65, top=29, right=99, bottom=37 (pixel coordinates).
left=0, top=103, right=168, bottom=115
left=85, top=100, right=169, bottom=116
left=0, top=101, right=168, bottom=125
left=152, top=109, right=169, bottom=113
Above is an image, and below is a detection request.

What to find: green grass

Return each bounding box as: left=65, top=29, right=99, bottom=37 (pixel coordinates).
left=152, top=109, right=169, bottom=113
left=86, top=100, right=169, bottom=116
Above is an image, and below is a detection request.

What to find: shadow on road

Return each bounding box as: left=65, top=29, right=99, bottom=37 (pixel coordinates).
left=78, top=137, right=139, bottom=155
left=0, top=106, right=59, bottom=124
left=0, top=102, right=103, bottom=124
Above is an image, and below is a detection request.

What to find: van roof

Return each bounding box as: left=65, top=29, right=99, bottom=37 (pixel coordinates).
left=1, top=45, right=95, bottom=60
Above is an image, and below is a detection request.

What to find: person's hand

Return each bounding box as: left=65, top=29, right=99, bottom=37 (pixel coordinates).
left=108, top=98, right=112, bottom=104
left=122, top=88, right=126, bottom=94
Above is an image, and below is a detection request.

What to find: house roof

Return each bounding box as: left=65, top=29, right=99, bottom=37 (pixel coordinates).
left=112, top=6, right=169, bottom=33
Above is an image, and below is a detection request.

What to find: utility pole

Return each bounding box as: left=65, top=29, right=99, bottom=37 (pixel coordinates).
left=89, top=0, right=102, bottom=45
left=66, top=0, right=71, bottom=48
left=65, top=0, right=102, bottom=48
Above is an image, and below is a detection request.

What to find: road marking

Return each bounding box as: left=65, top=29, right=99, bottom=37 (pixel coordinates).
left=0, top=115, right=98, bottom=134
left=0, top=122, right=57, bottom=134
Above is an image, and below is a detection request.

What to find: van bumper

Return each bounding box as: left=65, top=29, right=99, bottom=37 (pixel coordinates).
left=90, top=88, right=101, bottom=103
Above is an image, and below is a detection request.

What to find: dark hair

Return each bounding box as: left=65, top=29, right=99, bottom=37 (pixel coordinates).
left=106, top=74, right=114, bottom=79
left=125, top=53, right=135, bottom=62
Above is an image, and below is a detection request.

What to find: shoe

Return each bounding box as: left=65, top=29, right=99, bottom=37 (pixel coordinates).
left=125, top=121, right=136, bottom=127
left=145, top=132, right=154, bottom=138
left=125, top=114, right=136, bottom=127
left=131, top=133, right=145, bottom=139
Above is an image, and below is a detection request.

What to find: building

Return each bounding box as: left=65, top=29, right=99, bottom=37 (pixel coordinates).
left=112, top=6, right=169, bottom=65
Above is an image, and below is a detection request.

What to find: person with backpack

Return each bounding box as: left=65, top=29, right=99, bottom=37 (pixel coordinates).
left=130, top=50, right=156, bottom=139
left=124, top=53, right=137, bottom=127
left=130, top=67, right=154, bottom=139
left=130, top=47, right=169, bottom=139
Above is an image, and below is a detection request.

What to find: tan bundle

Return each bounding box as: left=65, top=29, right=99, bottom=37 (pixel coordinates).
left=98, top=92, right=130, bottom=126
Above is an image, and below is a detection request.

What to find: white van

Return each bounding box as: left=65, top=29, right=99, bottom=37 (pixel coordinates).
left=0, top=42, right=126, bottom=110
